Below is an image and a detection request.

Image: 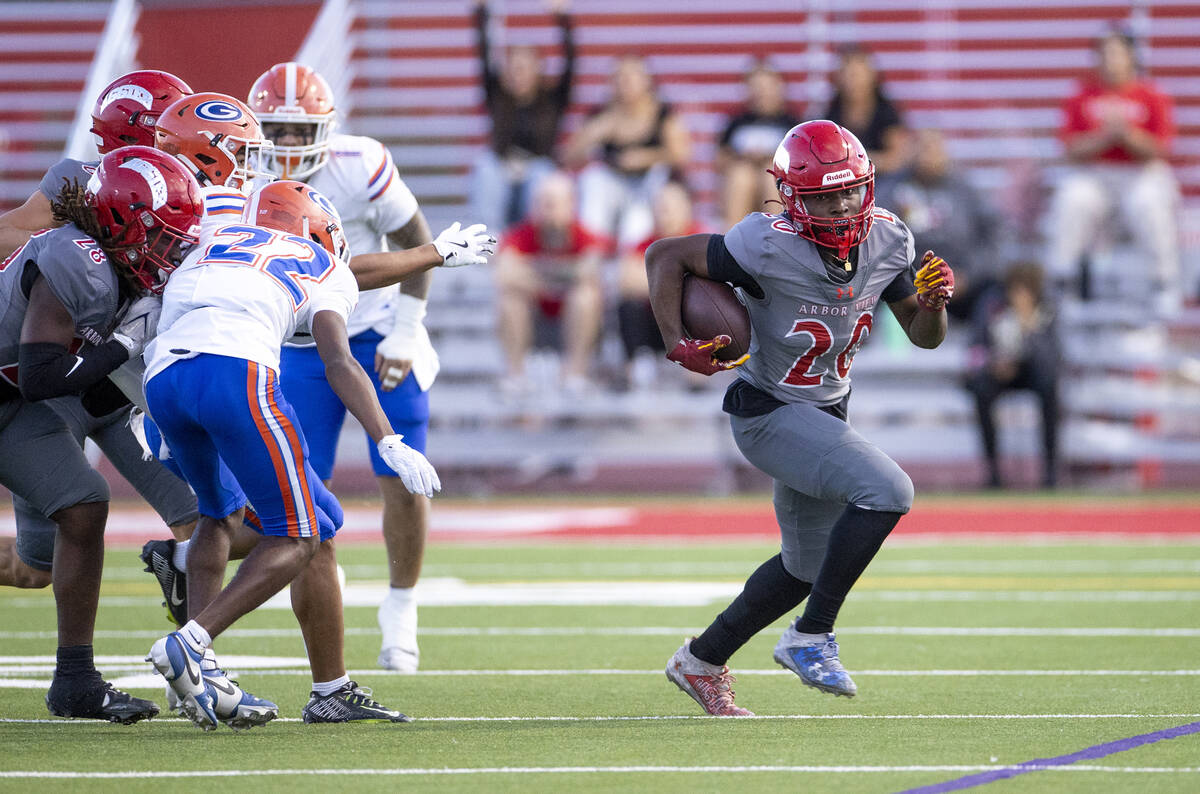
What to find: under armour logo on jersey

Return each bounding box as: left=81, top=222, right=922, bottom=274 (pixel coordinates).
left=194, top=100, right=244, bottom=122
left=836, top=286, right=855, bottom=300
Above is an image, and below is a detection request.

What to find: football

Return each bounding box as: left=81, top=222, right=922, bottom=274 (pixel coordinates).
left=681, top=275, right=751, bottom=361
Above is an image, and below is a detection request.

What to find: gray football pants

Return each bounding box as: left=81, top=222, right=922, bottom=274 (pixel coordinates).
left=11, top=396, right=199, bottom=571
left=730, top=401, right=914, bottom=582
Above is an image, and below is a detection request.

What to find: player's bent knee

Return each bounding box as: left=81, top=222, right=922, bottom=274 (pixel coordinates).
left=14, top=561, right=52, bottom=589
left=853, top=467, right=914, bottom=515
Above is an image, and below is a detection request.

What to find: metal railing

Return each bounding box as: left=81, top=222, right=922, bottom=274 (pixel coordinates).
left=65, top=0, right=139, bottom=161
left=295, top=0, right=358, bottom=122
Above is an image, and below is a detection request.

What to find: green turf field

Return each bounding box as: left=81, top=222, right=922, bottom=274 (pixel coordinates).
left=2, top=533, right=1199, bottom=792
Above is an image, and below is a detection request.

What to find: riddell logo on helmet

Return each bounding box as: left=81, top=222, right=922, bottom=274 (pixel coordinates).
left=822, top=169, right=855, bottom=185
left=100, top=85, right=153, bottom=112
left=118, top=159, right=168, bottom=210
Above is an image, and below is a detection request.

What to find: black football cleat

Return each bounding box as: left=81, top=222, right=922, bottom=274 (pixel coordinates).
left=46, top=676, right=160, bottom=725
left=302, top=681, right=411, bottom=723
left=140, top=539, right=187, bottom=626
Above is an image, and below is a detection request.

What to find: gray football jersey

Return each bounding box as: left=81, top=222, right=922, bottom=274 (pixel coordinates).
left=38, top=158, right=98, bottom=202
left=725, top=208, right=915, bottom=405
left=0, top=225, right=121, bottom=389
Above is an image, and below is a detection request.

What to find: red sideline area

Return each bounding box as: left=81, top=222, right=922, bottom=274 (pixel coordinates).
left=4, top=502, right=1195, bottom=546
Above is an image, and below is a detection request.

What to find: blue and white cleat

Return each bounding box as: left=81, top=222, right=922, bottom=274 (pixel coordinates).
left=146, top=632, right=219, bottom=730
left=200, top=649, right=278, bottom=731
left=773, top=625, right=858, bottom=697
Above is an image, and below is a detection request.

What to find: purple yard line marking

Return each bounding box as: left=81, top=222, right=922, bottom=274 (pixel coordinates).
left=896, top=721, right=1200, bottom=794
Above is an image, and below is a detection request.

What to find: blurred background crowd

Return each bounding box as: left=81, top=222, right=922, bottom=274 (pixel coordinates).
left=2, top=0, right=1198, bottom=494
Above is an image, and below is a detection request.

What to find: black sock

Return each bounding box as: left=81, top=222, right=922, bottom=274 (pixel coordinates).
left=54, top=644, right=96, bottom=679
left=691, top=554, right=812, bottom=666
left=796, top=506, right=902, bottom=635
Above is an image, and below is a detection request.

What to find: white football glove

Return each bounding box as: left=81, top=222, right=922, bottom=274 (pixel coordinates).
left=377, top=434, right=441, bottom=498
left=109, top=295, right=162, bottom=358
left=432, top=221, right=497, bottom=268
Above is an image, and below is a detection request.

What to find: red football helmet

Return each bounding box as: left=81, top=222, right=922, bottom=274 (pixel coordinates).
left=86, top=145, right=204, bottom=293
left=155, top=92, right=273, bottom=189
left=767, top=120, right=875, bottom=258
left=91, top=70, right=194, bottom=154
left=247, top=63, right=336, bottom=180
left=242, top=180, right=349, bottom=262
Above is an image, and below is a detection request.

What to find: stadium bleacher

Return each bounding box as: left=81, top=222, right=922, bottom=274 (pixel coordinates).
left=337, top=0, right=1200, bottom=491
left=3, top=0, right=1199, bottom=493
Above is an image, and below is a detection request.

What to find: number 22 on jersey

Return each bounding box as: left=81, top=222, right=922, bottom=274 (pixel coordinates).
left=202, top=225, right=335, bottom=309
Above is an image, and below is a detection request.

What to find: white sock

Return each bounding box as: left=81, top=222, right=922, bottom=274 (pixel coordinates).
left=312, top=674, right=350, bottom=696
left=379, top=587, right=417, bottom=649
left=178, top=619, right=211, bottom=650
left=172, top=539, right=189, bottom=571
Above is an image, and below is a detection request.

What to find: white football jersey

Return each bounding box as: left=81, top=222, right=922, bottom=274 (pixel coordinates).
left=198, top=184, right=248, bottom=231
left=305, top=132, right=419, bottom=337
left=145, top=223, right=359, bottom=383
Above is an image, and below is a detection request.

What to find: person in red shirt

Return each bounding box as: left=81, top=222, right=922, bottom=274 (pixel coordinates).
left=618, top=181, right=705, bottom=389
left=495, top=171, right=606, bottom=396
left=1047, top=28, right=1180, bottom=315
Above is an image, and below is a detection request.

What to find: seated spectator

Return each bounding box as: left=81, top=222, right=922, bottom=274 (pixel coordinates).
left=963, top=262, right=1060, bottom=490
left=1046, top=27, right=1180, bottom=315
left=878, top=128, right=1000, bottom=322
left=494, top=172, right=605, bottom=397
left=564, top=54, right=691, bottom=249
left=822, top=46, right=908, bottom=178
left=718, top=60, right=801, bottom=229
left=471, top=0, right=574, bottom=234
left=618, top=181, right=704, bottom=389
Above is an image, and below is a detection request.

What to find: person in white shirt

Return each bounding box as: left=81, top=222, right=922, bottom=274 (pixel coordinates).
left=249, top=62, right=482, bottom=672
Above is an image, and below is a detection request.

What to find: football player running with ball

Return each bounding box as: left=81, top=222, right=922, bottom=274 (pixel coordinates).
left=646, top=120, right=954, bottom=715
left=249, top=63, right=493, bottom=672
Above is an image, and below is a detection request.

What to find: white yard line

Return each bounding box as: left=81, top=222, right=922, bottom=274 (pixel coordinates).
left=7, top=714, right=1200, bottom=725
left=4, top=588, right=1200, bottom=611
left=5, top=625, right=1200, bottom=641
left=0, top=765, right=1197, bottom=779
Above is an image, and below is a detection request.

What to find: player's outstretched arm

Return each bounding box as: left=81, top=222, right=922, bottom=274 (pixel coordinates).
left=311, top=310, right=440, bottom=497
left=0, top=191, right=54, bottom=260
left=347, top=220, right=496, bottom=291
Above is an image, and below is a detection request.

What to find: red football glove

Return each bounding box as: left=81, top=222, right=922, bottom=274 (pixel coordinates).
left=666, top=335, right=749, bottom=376
left=915, top=250, right=954, bottom=312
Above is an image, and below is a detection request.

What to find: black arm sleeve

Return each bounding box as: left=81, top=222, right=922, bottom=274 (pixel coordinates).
left=882, top=266, right=917, bottom=304
left=18, top=340, right=129, bottom=402
left=706, top=234, right=764, bottom=299
left=80, top=376, right=132, bottom=417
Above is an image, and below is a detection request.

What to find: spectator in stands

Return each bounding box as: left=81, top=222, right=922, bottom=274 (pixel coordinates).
left=821, top=46, right=908, bottom=177
left=717, top=60, right=801, bottom=230
left=878, top=128, right=1000, bottom=322
left=494, top=171, right=605, bottom=397
left=963, top=262, right=1060, bottom=490
left=471, top=0, right=575, bottom=234
left=1047, top=27, right=1180, bottom=315
left=618, top=180, right=704, bottom=390
left=564, top=54, right=691, bottom=249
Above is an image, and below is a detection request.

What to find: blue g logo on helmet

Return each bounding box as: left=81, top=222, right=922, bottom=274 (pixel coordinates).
left=194, top=100, right=243, bottom=122
left=306, top=187, right=339, bottom=219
